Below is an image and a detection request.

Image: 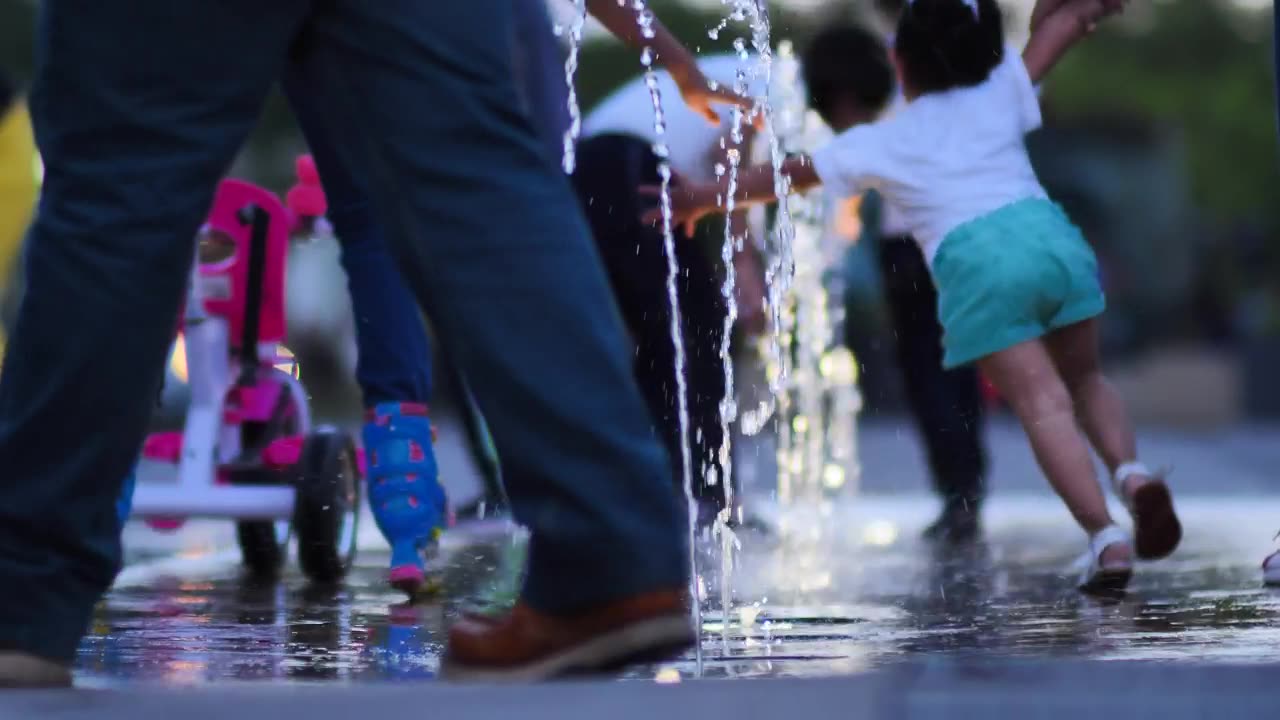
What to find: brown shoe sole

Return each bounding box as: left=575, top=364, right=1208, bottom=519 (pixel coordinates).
left=439, top=612, right=695, bottom=682
left=0, top=653, right=72, bottom=688
left=1132, top=482, right=1182, bottom=560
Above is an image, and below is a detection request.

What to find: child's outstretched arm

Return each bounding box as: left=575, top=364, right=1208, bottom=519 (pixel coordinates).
left=639, top=155, right=821, bottom=235
left=1023, top=0, right=1125, bottom=84
left=586, top=0, right=754, bottom=125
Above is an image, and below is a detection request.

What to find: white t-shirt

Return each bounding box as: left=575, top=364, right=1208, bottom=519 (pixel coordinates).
left=810, top=46, right=1046, bottom=265
left=876, top=93, right=911, bottom=237
left=582, top=54, right=770, bottom=183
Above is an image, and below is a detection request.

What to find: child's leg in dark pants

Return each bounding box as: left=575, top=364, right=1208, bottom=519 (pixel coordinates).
left=877, top=235, right=988, bottom=536
left=283, top=81, right=433, bottom=407
left=283, top=68, right=445, bottom=596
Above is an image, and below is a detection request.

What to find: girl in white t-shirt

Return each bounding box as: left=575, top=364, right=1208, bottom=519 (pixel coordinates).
left=652, top=0, right=1181, bottom=594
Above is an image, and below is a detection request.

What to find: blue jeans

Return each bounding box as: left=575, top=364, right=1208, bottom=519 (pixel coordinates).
left=1, top=0, right=684, bottom=663
left=283, top=76, right=433, bottom=408
left=282, top=0, right=568, bottom=408
left=509, top=0, right=572, bottom=162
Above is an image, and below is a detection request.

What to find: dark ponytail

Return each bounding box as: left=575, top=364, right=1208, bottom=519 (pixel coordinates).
left=894, top=0, right=1004, bottom=95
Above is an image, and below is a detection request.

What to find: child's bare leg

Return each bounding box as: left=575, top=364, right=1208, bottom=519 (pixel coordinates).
left=1045, top=317, right=1181, bottom=559
left=1043, top=318, right=1138, bottom=486
left=977, top=339, right=1130, bottom=567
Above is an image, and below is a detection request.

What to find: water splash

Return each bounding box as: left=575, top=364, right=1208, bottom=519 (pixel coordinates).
left=751, top=40, right=864, bottom=506
left=737, top=1, right=794, bottom=445
left=685, top=0, right=795, bottom=657
left=709, top=57, right=749, bottom=656
left=746, top=8, right=801, bottom=507
left=773, top=43, right=824, bottom=504
left=706, top=3, right=744, bottom=41
left=560, top=0, right=588, bottom=173
left=631, top=0, right=702, bottom=675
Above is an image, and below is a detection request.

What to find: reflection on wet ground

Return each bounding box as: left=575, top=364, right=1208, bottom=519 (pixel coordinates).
left=79, top=495, right=1280, bottom=684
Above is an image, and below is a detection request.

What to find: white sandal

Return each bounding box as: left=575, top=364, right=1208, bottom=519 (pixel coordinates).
left=1078, top=524, right=1133, bottom=595
left=1263, top=549, right=1280, bottom=587
left=1112, top=461, right=1182, bottom=560
left=1263, top=528, right=1280, bottom=587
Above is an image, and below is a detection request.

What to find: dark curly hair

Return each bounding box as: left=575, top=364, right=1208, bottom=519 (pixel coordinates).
left=894, top=0, right=1004, bottom=95
left=800, top=24, right=895, bottom=127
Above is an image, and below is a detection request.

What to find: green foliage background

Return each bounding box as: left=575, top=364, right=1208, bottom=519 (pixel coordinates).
left=1045, top=0, right=1278, bottom=228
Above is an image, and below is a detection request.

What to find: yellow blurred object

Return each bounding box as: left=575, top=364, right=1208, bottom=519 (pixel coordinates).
left=862, top=520, right=898, bottom=547
left=168, top=335, right=298, bottom=383
left=819, top=347, right=859, bottom=386
left=653, top=667, right=681, bottom=684
left=169, top=336, right=189, bottom=383
left=274, top=345, right=299, bottom=378
left=822, top=463, right=846, bottom=489
left=0, top=101, right=37, bottom=295
left=834, top=195, right=863, bottom=242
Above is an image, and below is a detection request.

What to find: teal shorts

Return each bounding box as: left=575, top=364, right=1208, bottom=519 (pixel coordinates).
left=933, top=197, right=1106, bottom=369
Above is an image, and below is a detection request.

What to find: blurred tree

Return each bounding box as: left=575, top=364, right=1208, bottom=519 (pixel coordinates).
left=1044, top=0, right=1278, bottom=232
left=4, top=0, right=1273, bottom=248
left=0, top=1, right=34, bottom=87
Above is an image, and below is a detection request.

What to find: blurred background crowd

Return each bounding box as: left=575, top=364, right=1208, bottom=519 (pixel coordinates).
left=1, top=0, right=1277, bottom=429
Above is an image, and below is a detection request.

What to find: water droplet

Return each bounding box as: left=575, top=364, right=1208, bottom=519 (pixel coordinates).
left=560, top=0, right=588, bottom=173
left=655, top=667, right=681, bottom=684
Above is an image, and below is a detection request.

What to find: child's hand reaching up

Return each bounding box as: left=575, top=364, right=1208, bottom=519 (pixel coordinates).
left=1024, top=0, right=1125, bottom=83
left=1083, top=0, right=1128, bottom=31
left=671, top=64, right=763, bottom=129
left=584, top=0, right=760, bottom=129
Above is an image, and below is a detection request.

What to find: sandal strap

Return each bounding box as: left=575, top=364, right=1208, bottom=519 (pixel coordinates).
left=1113, top=461, right=1151, bottom=486
left=1111, top=461, right=1152, bottom=500
left=1089, top=524, right=1131, bottom=560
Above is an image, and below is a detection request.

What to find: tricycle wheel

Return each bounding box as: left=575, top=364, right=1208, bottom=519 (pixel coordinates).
left=236, top=520, right=290, bottom=579
left=235, top=368, right=303, bottom=578
left=294, top=426, right=361, bottom=584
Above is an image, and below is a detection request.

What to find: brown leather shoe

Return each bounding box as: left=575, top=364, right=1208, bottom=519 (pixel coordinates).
left=0, top=652, right=72, bottom=688
left=440, top=589, right=694, bottom=681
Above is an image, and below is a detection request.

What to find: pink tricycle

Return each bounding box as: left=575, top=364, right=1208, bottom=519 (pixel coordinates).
left=129, top=179, right=365, bottom=583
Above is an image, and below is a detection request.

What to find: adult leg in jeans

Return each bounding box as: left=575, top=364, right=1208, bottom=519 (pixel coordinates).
left=275, top=0, right=575, bottom=595
left=878, top=235, right=988, bottom=541
left=510, top=0, right=571, bottom=164
left=295, top=0, right=690, bottom=677
left=283, top=72, right=447, bottom=597
left=0, top=0, right=306, bottom=681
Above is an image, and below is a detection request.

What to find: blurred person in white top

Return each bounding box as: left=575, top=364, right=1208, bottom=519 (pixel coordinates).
left=576, top=29, right=894, bottom=524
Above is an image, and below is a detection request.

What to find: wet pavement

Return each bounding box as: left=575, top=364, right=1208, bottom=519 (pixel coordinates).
left=76, top=419, right=1280, bottom=685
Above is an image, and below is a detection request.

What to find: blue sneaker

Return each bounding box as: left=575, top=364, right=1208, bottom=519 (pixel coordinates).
left=117, top=466, right=137, bottom=529
left=364, top=402, right=448, bottom=595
